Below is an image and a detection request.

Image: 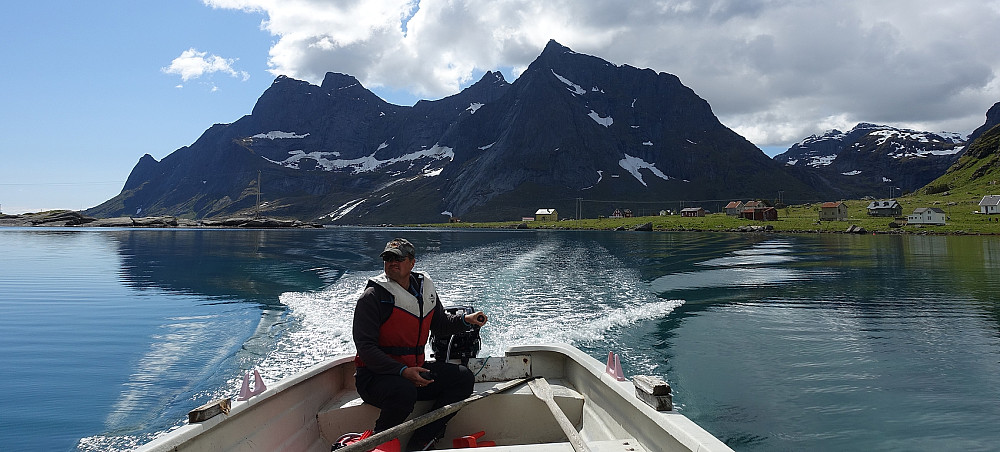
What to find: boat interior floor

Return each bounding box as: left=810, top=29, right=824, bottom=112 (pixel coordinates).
left=318, top=379, right=647, bottom=451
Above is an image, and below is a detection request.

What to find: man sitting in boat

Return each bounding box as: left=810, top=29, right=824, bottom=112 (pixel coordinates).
left=353, top=237, right=488, bottom=451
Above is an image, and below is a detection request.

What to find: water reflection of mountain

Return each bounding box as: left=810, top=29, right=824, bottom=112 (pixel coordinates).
left=105, top=229, right=373, bottom=305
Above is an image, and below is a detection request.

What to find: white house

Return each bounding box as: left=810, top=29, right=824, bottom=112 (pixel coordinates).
left=534, top=208, right=558, bottom=221
left=907, top=207, right=946, bottom=225
left=979, top=195, right=1000, bottom=214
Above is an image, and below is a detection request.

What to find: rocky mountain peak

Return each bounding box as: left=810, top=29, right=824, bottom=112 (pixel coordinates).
left=320, top=72, right=364, bottom=90
left=968, top=101, right=1000, bottom=143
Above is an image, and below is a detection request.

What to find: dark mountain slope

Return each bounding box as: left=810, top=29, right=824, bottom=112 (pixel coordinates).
left=88, top=41, right=825, bottom=223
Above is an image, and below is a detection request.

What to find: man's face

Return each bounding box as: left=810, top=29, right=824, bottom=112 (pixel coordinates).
left=383, top=255, right=414, bottom=285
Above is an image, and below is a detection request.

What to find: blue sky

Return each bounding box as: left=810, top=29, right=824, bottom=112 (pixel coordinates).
left=2, top=1, right=999, bottom=214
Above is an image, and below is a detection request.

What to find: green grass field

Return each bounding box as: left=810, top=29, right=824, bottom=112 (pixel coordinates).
left=414, top=191, right=1000, bottom=235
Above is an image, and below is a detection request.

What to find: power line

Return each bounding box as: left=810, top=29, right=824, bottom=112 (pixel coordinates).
left=0, top=181, right=124, bottom=186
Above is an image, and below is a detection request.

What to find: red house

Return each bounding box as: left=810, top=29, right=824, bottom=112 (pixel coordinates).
left=741, top=206, right=778, bottom=221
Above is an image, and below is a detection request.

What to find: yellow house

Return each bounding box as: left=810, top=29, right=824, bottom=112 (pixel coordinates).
left=535, top=208, right=558, bottom=221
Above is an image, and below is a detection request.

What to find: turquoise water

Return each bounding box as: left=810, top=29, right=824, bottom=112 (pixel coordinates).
left=1, top=228, right=998, bottom=451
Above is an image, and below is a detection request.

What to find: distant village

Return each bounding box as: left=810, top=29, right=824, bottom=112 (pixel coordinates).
left=500, top=195, right=1000, bottom=226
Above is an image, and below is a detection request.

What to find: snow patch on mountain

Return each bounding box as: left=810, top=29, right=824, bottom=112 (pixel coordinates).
left=467, top=103, right=484, bottom=114
left=582, top=170, right=604, bottom=190
left=808, top=155, right=836, bottom=167
left=323, top=198, right=365, bottom=221
left=619, top=153, right=671, bottom=186
left=252, top=131, right=310, bottom=139
left=870, top=129, right=964, bottom=146
left=589, top=110, right=613, bottom=127
left=551, top=70, right=586, bottom=95
left=265, top=144, right=454, bottom=174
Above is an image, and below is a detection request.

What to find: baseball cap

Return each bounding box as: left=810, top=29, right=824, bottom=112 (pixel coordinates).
left=380, top=238, right=415, bottom=259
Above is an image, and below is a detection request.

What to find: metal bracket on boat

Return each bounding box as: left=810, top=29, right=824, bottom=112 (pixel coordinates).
left=237, top=368, right=267, bottom=401
left=188, top=398, right=231, bottom=423
left=467, top=355, right=531, bottom=382
left=605, top=351, right=626, bottom=381
left=633, top=375, right=672, bottom=411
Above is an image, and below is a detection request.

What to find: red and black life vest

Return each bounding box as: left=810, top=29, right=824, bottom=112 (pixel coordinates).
left=356, top=272, right=438, bottom=368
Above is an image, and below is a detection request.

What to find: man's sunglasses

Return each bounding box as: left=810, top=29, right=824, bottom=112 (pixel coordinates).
left=382, top=254, right=410, bottom=262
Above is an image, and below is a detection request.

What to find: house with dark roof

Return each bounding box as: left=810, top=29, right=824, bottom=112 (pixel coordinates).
left=867, top=200, right=902, bottom=217
left=680, top=207, right=706, bottom=217
left=980, top=195, right=1000, bottom=215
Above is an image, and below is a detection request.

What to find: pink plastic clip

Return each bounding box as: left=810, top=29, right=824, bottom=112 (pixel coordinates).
left=237, top=369, right=268, bottom=401
left=605, top=351, right=626, bottom=381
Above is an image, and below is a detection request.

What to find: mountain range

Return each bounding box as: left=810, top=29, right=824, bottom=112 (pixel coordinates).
left=86, top=41, right=998, bottom=223
left=773, top=123, right=966, bottom=197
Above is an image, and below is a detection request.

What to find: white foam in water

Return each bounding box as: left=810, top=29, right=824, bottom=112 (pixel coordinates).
left=79, top=311, right=251, bottom=451
left=83, top=236, right=684, bottom=450
left=252, top=235, right=685, bottom=381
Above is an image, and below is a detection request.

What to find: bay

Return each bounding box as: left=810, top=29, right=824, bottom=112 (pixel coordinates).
left=0, top=227, right=998, bottom=451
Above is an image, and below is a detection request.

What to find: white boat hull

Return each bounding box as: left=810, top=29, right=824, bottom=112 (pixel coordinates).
left=138, top=343, right=733, bottom=452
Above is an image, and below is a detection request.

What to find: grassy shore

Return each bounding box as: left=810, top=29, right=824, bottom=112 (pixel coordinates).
left=413, top=192, right=1000, bottom=235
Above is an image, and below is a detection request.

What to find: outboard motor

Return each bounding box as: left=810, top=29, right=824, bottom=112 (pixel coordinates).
left=430, top=306, right=482, bottom=366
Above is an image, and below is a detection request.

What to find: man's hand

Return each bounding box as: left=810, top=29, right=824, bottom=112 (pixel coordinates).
left=465, top=311, right=488, bottom=326
left=402, top=366, right=434, bottom=387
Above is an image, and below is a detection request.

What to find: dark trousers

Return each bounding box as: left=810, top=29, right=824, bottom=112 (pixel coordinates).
left=355, top=361, right=474, bottom=449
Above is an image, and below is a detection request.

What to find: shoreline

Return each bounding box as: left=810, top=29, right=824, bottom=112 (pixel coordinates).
left=3, top=210, right=998, bottom=236
left=0, top=211, right=323, bottom=229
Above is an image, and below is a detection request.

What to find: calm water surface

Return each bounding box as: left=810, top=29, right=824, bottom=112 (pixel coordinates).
left=1, top=228, right=998, bottom=451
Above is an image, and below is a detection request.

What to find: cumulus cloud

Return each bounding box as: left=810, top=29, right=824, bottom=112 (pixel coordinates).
left=204, top=0, right=1000, bottom=147
left=162, top=48, right=251, bottom=83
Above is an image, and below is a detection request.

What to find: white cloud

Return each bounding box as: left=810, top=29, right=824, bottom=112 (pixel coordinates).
left=162, top=47, right=251, bottom=82
left=204, top=0, right=1000, bottom=147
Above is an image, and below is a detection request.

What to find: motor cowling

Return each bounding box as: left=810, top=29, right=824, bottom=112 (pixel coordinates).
left=430, top=306, right=481, bottom=365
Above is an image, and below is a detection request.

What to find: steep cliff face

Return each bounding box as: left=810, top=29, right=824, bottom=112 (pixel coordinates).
left=967, top=101, right=1000, bottom=145
left=88, top=40, right=828, bottom=223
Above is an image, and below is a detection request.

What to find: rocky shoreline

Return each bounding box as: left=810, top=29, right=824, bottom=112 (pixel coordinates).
left=0, top=211, right=324, bottom=229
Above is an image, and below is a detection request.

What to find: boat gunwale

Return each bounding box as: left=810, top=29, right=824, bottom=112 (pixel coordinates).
left=138, top=344, right=732, bottom=452
left=137, top=355, right=355, bottom=452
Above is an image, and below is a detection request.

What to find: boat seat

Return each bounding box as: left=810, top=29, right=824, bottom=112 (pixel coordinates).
left=316, top=390, right=437, bottom=444
left=316, top=390, right=381, bottom=441
left=316, top=379, right=587, bottom=448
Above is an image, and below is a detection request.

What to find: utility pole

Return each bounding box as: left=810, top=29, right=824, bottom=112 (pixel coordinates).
left=255, top=170, right=262, bottom=219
